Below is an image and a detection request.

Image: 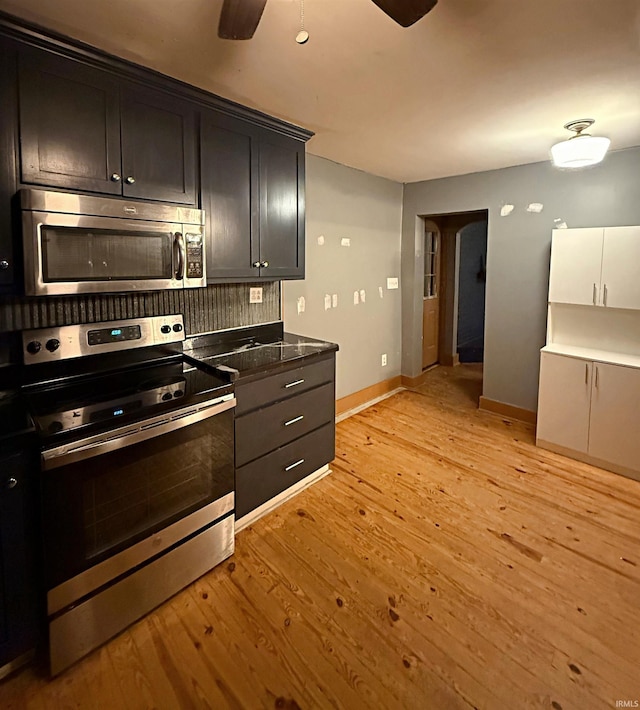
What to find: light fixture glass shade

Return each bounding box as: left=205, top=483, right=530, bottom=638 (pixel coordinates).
left=550, top=134, right=610, bottom=168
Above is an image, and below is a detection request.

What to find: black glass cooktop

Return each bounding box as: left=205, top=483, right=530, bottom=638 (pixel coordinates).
left=24, top=356, right=232, bottom=445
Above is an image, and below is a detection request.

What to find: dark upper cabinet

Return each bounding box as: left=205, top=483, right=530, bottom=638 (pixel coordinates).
left=0, top=443, right=39, bottom=673
left=17, top=47, right=197, bottom=205
left=201, top=112, right=259, bottom=280
left=258, top=133, right=305, bottom=280
left=18, top=48, right=122, bottom=195
left=120, top=85, right=196, bottom=204
left=0, top=38, right=17, bottom=291
left=201, top=112, right=305, bottom=282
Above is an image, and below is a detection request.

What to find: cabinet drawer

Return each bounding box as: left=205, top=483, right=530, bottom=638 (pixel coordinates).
left=235, top=382, right=334, bottom=467
left=235, top=356, right=334, bottom=416
left=235, top=422, right=335, bottom=519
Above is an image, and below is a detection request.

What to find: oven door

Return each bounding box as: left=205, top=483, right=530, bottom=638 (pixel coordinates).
left=40, top=395, right=235, bottom=615
left=22, top=211, right=201, bottom=296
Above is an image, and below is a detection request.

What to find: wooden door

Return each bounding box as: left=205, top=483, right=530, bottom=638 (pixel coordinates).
left=120, top=85, right=196, bottom=205
left=536, top=352, right=591, bottom=452
left=258, top=134, right=305, bottom=280
left=600, top=226, right=640, bottom=310
left=588, top=361, right=640, bottom=470
left=548, top=228, right=604, bottom=306
left=201, top=112, right=259, bottom=280
left=18, top=47, right=122, bottom=195
left=422, top=229, right=440, bottom=368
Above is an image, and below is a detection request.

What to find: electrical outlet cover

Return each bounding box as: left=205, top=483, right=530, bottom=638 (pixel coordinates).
left=387, top=277, right=399, bottom=289
left=249, top=287, right=263, bottom=304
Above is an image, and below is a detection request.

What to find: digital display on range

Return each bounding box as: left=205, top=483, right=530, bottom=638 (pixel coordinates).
left=87, top=325, right=142, bottom=346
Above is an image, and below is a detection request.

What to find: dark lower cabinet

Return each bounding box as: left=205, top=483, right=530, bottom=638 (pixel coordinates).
left=234, top=353, right=336, bottom=523
left=0, top=441, right=39, bottom=677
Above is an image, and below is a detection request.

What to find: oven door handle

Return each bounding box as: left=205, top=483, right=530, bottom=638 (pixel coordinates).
left=42, top=395, right=235, bottom=471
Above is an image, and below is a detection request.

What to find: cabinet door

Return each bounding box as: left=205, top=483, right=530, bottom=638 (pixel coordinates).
left=536, top=352, right=591, bottom=453
left=588, top=362, right=640, bottom=471
left=600, top=226, right=640, bottom=310
left=201, top=113, right=259, bottom=280
left=258, top=134, right=305, bottom=280
left=120, top=85, right=196, bottom=204
left=0, top=448, right=39, bottom=669
left=18, top=48, right=122, bottom=195
left=0, top=39, right=17, bottom=291
left=548, top=228, right=604, bottom=306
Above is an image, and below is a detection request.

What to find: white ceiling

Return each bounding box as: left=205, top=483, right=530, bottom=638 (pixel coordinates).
left=1, top=0, right=639, bottom=183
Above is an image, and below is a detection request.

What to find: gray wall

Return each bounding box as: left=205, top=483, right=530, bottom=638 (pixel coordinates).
left=402, top=146, right=640, bottom=412
left=283, top=155, right=403, bottom=400
left=457, top=221, right=487, bottom=351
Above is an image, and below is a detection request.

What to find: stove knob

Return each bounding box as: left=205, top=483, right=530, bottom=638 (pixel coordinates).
left=160, top=325, right=171, bottom=334
left=161, top=393, right=173, bottom=401
left=46, top=338, right=60, bottom=352
left=26, top=340, right=42, bottom=355
left=48, top=420, right=63, bottom=434
left=173, top=324, right=183, bottom=332
left=173, top=390, right=184, bottom=398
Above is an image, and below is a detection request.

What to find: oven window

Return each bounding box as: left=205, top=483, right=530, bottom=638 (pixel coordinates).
left=41, top=227, right=172, bottom=282
left=41, top=410, right=234, bottom=589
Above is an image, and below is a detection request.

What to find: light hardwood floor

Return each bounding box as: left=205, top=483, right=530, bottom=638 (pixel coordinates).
left=2, top=365, right=640, bottom=709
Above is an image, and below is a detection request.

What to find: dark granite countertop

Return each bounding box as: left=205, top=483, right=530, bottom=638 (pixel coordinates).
left=184, top=323, right=338, bottom=381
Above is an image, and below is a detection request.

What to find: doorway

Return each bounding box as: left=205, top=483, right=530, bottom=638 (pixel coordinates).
left=420, top=211, right=488, bottom=371
left=456, top=221, right=488, bottom=363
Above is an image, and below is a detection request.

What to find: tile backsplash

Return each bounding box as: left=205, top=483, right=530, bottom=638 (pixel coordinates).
left=0, top=282, right=280, bottom=336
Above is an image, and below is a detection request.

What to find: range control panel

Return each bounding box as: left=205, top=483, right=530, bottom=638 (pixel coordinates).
left=23, top=315, right=185, bottom=365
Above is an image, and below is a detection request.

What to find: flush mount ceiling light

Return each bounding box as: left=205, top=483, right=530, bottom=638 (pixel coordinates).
left=550, top=119, right=610, bottom=169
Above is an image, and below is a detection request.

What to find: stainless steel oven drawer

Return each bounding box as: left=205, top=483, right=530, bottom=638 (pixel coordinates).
left=235, top=422, right=335, bottom=519
left=235, top=381, right=334, bottom=467
left=235, top=355, right=334, bottom=416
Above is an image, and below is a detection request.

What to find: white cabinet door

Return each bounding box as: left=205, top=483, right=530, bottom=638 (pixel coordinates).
left=548, top=228, right=604, bottom=306
left=600, top=226, right=640, bottom=310
left=536, top=352, right=591, bottom=452
left=588, top=362, right=640, bottom=471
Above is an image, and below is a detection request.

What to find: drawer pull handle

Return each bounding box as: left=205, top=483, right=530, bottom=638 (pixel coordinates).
left=284, top=415, right=304, bottom=427
left=285, top=458, right=305, bottom=472
left=284, top=379, right=305, bottom=389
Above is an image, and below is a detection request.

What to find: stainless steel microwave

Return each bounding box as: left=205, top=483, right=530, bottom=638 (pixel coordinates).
left=20, top=189, right=206, bottom=296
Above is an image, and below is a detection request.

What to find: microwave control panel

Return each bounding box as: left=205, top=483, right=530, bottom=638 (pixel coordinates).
left=186, top=233, right=203, bottom=279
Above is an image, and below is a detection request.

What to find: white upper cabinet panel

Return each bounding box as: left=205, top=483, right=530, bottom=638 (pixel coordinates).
left=600, top=226, right=640, bottom=310
left=548, top=228, right=604, bottom=306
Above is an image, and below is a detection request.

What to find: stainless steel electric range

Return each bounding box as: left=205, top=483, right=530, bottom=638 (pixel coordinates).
left=20, top=315, right=235, bottom=675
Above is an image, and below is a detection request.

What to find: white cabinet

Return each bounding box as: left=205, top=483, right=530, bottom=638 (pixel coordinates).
left=536, top=352, right=591, bottom=453
left=549, top=226, right=640, bottom=309
left=548, top=228, right=603, bottom=306
left=537, top=352, right=640, bottom=476
left=600, top=226, right=640, bottom=310
left=588, top=361, right=640, bottom=471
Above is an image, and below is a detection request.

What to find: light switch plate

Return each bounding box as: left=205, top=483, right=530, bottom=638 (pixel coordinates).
left=387, top=277, right=399, bottom=289
left=249, top=287, right=263, bottom=304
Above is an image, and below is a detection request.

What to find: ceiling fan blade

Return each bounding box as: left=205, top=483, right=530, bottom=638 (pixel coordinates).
left=370, top=0, right=438, bottom=28
left=218, top=0, right=268, bottom=40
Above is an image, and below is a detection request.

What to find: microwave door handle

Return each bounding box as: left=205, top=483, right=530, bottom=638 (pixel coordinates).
left=173, top=232, right=185, bottom=280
